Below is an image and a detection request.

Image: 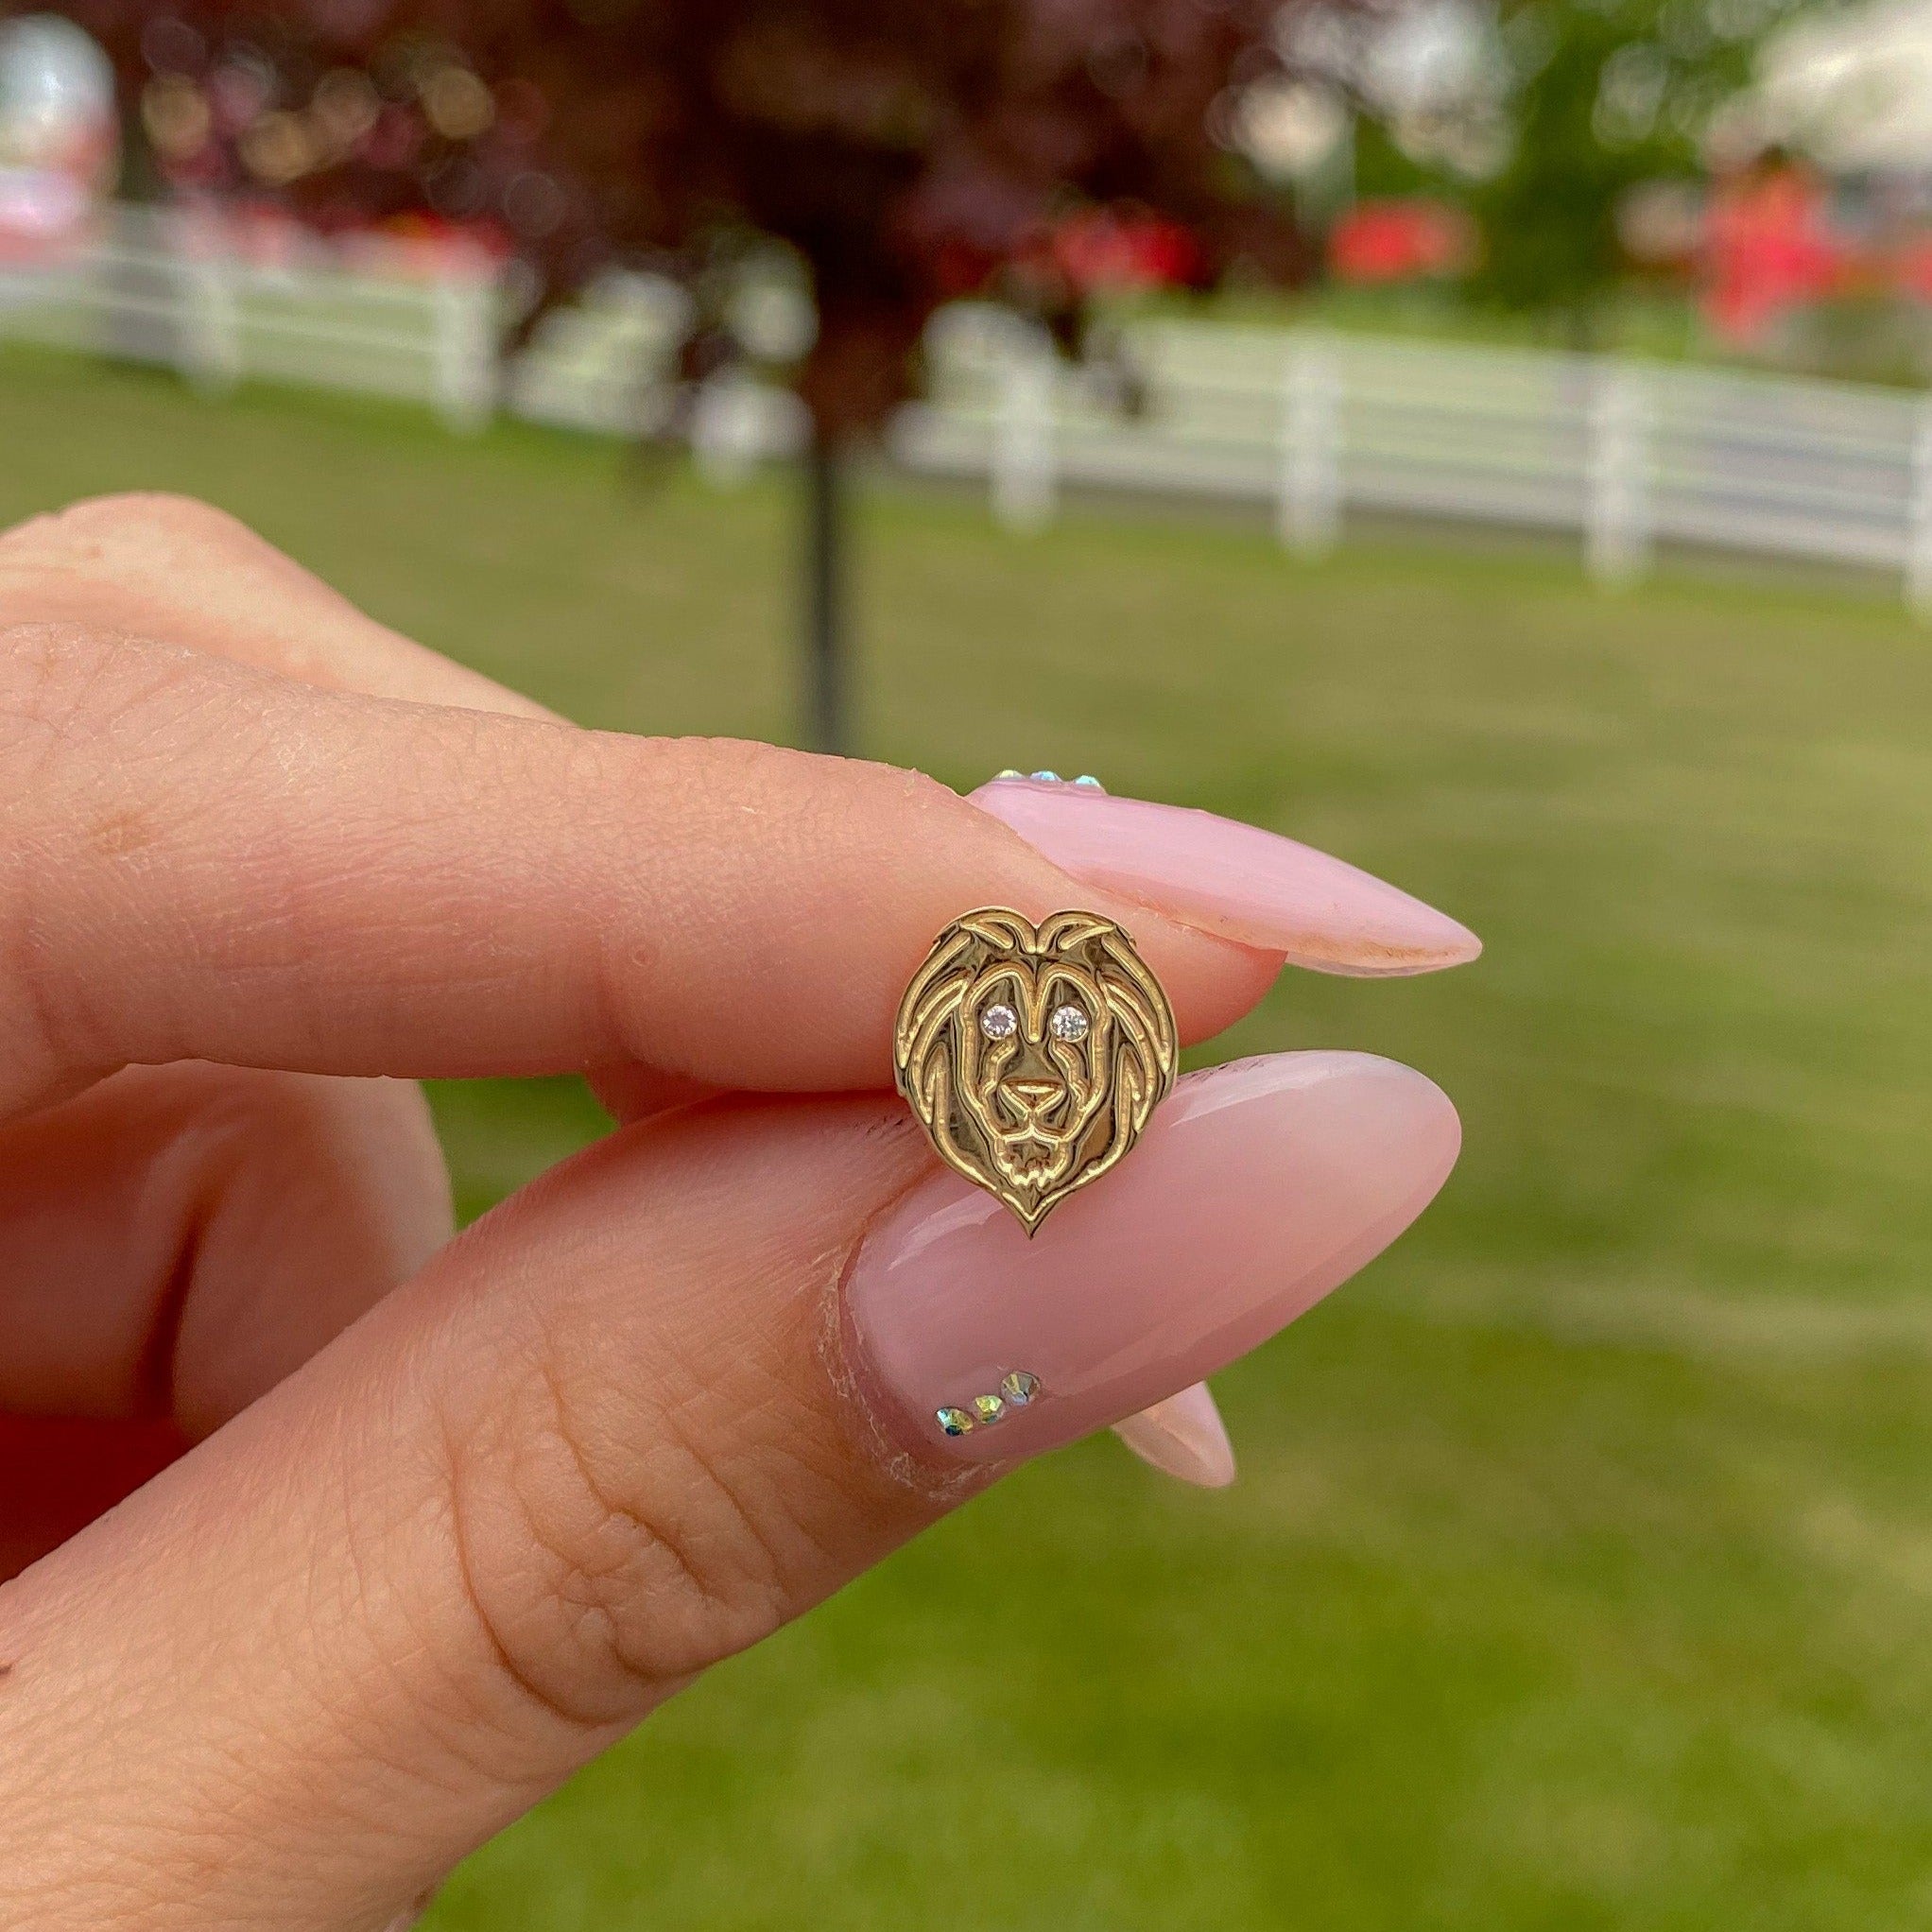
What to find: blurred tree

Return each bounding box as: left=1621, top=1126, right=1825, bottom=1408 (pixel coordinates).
left=1470, top=0, right=1763, bottom=338
left=70, top=0, right=1308, bottom=752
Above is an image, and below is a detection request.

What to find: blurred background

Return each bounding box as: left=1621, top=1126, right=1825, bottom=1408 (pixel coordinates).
left=3, top=1, right=1931, bottom=1925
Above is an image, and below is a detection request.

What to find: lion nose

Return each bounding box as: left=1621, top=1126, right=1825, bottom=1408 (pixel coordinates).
left=1007, top=1078, right=1062, bottom=1105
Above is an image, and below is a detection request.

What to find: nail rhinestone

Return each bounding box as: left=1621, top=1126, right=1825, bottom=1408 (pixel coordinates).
left=993, top=768, right=1025, bottom=780
left=1072, top=775, right=1106, bottom=790
left=935, top=1374, right=1045, bottom=1437
left=1029, top=769, right=1061, bottom=782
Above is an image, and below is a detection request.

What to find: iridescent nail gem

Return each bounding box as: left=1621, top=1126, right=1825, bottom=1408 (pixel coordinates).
left=971, top=1392, right=1007, bottom=1424
left=1000, top=1370, right=1041, bottom=1407
left=936, top=1406, right=974, bottom=1437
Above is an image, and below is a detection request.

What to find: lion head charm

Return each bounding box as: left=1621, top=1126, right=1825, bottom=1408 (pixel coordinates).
left=893, top=907, right=1179, bottom=1234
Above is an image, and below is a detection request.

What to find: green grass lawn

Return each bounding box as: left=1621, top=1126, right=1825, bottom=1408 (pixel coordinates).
left=6, top=350, right=1932, bottom=1930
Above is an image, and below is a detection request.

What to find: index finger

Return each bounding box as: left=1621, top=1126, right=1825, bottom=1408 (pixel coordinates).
left=2, top=623, right=1285, bottom=1118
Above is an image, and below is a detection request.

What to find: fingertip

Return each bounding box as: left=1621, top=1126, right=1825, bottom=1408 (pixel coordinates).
left=845, top=1049, right=1462, bottom=1468
left=1156, top=934, right=1286, bottom=1046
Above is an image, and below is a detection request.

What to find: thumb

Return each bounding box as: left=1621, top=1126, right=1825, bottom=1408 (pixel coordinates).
left=0, top=1053, right=1457, bottom=1932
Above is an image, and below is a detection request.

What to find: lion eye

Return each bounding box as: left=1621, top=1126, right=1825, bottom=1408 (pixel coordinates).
left=1049, top=1003, right=1090, bottom=1044
left=979, top=1003, right=1018, bottom=1041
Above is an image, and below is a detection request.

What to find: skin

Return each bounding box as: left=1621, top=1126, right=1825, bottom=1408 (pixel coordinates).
left=0, top=495, right=1292, bottom=1931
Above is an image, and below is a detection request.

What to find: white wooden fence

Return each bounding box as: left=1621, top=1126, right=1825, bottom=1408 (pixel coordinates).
left=0, top=200, right=723, bottom=440
left=5, top=205, right=1932, bottom=608
left=0, top=204, right=506, bottom=427
left=897, top=305, right=1932, bottom=609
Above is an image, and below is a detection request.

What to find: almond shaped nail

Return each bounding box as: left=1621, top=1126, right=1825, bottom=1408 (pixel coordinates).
left=1113, top=1382, right=1237, bottom=1488
left=842, top=1050, right=1459, bottom=1465
left=969, top=777, right=1479, bottom=975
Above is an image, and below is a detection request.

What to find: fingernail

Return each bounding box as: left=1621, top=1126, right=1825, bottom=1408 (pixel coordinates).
left=842, top=1051, right=1459, bottom=1466
left=1113, top=1382, right=1237, bottom=1488
left=969, top=775, right=1479, bottom=975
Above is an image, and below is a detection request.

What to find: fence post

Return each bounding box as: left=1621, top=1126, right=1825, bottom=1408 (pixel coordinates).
left=1584, top=361, right=1651, bottom=587
left=432, top=256, right=498, bottom=433
left=1906, top=403, right=1932, bottom=617
left=1277, top=338, right=1341, bottom=556
left=690, top=373, right=768, bottom=487
left=176, top=211, right=239, bottom=395
left=991, top=328, right=1056, bottom=532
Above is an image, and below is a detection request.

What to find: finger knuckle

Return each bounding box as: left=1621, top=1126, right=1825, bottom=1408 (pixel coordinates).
left=0, top=624, right=234, bottom=1085
left=439, top=1348, right=802, bottom=1733
left=0, top=490, right=252, bottom=563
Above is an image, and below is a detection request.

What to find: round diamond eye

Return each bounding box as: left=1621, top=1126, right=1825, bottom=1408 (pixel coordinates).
left=979, top=1003, right=1018, bottom=1041
left=1049, top=1003, right=1090, bottom=1043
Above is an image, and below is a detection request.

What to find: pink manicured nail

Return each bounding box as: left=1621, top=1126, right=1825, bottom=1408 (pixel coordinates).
left=843, top=1051, right=1458, bottom=1466
left=969, top=776, right=1479, bottom=975
left=1113, top=1382, right=1237, bottom=1488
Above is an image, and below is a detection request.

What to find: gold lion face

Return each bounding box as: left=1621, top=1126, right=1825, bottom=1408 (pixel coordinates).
left=893, top=908, right=1179, bottom=1234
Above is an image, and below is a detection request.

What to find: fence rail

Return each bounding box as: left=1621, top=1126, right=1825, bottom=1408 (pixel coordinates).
left=898, top=307, right=1932, bottom=608
left=5, top=206, right=1932, bottom=608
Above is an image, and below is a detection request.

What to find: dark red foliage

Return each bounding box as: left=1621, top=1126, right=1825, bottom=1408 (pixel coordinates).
left=69, top=1, right=1307, bottom=433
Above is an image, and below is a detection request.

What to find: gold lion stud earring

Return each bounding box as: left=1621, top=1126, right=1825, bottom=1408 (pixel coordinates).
left=893, top=907, right=1179, bottom=1234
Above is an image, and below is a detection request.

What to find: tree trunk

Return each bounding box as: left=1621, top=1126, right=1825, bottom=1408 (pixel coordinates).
left=802, top=430, right=847, bottom=756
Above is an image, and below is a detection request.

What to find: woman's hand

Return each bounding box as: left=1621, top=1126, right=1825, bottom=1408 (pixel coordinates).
left=0, top=495, right=1476, bottom=1931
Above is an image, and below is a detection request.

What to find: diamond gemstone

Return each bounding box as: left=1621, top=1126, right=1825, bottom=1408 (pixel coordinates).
left=979, top=1003, right=1018, bottom=1041
left=1000, top=1370, right=1041, bottom=1407
left=972, top=1393, right=1007, bottom=1425
left=1049, top=1004, right=1090, bottom=1043
left=936, top=1406, right=974, bottom=1437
